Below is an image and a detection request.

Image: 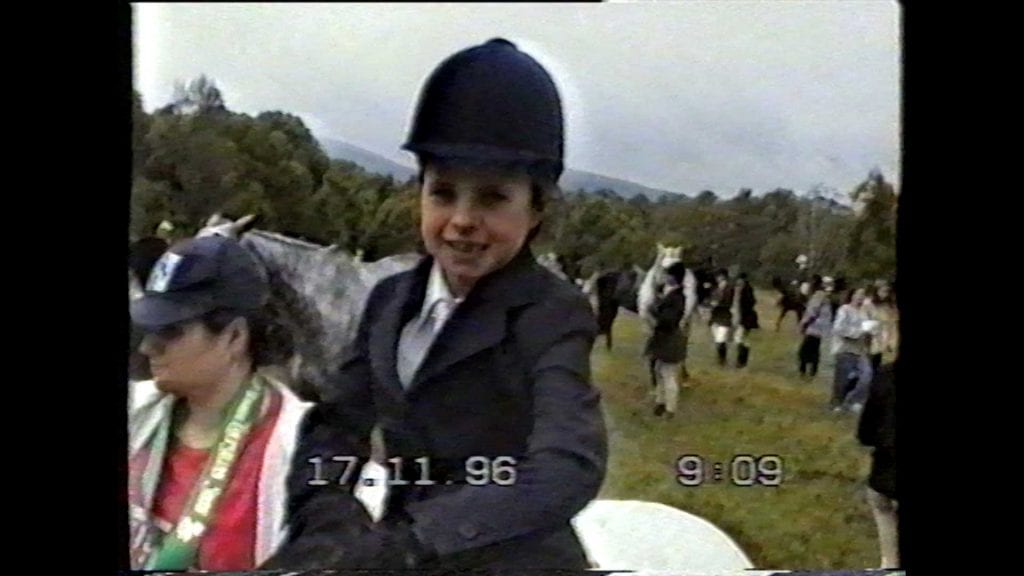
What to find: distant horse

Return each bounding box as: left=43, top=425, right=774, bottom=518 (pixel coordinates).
left=580, top=263, right=648, bottom=352
left=637, top=244, right=683, bottom=330
left=771, top=276, right=808, bottom=331
left=581, top=271, right=625, bottom=351
left=618, top=266, right=645, bottom=313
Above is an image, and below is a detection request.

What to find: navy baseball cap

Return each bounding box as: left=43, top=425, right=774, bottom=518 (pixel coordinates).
left=130, top=235, right=269, bottom=331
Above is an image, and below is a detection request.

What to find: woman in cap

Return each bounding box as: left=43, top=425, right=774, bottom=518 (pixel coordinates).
left=265, top=39, right=607, bottom=571
left=128, top=235, right=313, bottom=571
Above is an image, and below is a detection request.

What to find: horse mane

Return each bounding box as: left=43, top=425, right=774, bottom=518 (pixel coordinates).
left=248, top=229, right=331, bottom=252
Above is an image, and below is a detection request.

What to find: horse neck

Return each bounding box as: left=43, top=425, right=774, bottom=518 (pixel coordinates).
left=642, top=261, right=665, bottom=285
left=244, top=230, right=344, bottom=276
left=247, top=231, right=359, bottom=315
left=242, top=232, right=372, bottom=388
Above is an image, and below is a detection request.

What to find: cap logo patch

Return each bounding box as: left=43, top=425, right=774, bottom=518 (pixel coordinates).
left=147, top=252, right=184, bottom=293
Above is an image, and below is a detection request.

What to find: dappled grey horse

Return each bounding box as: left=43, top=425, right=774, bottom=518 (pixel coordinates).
left=196, top=214, right=422, bottom=402
left=128, top=215, right=423, bottom=401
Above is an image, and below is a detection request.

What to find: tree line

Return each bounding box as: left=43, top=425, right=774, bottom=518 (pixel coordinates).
left=132, top=76, right=897, bottom=286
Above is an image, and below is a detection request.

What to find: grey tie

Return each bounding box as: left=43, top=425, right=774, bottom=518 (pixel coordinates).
left=397, top=298, right=455, bottom=388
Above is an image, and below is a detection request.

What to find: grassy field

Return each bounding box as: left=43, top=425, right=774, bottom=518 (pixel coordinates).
left=591, top=290, right=878, bottom=570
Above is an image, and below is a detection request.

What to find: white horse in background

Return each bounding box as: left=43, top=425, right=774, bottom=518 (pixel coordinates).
left=536, top=251, right=570, bottom=282
left=637, top=243, right=683, bottom=329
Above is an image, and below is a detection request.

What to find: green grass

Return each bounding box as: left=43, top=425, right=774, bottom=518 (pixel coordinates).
left=591, top=290, right=877, bottom=569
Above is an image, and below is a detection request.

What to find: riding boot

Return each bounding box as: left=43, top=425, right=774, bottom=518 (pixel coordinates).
left=717, top=343, right=727, bottom=366
left=737, top=344, right=750, bottom=368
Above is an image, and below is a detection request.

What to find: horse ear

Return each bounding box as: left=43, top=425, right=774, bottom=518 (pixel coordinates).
left=234, top=214, right=258, bottom=234
left=205, top=213, right=223, bottom=227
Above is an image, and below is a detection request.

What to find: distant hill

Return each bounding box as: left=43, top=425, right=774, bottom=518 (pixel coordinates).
left=318, top=136, right=686, bottom=200
left=559, top=169, right=684, bottom=201
left=319, top=138, right=417, bottom=182
left=812, top=195, right=855, bottom=216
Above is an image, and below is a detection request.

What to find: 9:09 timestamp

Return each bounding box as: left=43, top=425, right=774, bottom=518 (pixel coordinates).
left=676, top=454, right=783, bottom=487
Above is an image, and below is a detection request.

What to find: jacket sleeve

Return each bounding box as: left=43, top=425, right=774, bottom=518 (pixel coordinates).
left=263, top=283, right=387, bottom=568
left=404, top=293, right=607, bottom=558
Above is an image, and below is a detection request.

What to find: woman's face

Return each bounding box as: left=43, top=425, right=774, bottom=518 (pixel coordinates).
left=420, top=163, right=541, bottom=296
left=852, top=288, right=867, bottom=307
left=139, top=319, right=241, bottom=395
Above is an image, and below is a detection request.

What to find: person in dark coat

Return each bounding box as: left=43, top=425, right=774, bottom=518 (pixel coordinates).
left=731, top=272, right=759, bottom=368
left=857, top=361, right=898, bottom=568
left=262, top=38, right=607, bottom=572
left=709, top=269, right=735, bottom=366
left=644, top=262, right=689, bottom=418
left=594, top=271, right=623, bottom=350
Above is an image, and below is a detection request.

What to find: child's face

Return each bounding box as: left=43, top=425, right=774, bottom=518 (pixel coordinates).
left=420, top=163, right=541, bottom=296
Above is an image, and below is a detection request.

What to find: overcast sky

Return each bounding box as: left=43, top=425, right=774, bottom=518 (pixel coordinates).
left=133, top=2, right=900, bottom=197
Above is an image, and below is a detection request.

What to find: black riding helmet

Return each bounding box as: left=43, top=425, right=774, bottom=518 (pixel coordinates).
left=403, top=38, right=565, bottom=182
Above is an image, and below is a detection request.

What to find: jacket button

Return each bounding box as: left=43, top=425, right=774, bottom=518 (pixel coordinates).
left=458, top=523, right=479, bottom=540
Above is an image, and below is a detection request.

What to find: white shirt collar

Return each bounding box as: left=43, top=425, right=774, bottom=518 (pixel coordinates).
left=419, top=261, right=463, bottom=324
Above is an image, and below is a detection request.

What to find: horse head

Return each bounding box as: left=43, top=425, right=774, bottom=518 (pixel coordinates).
left=197, top=213, right=259, bottom=239
left=537, top=251, right=570, bottom=282
left=652, top=243, right=681, bottom=269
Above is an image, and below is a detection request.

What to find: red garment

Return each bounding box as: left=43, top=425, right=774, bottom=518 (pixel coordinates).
left=138, top=388, right=282, bottom=571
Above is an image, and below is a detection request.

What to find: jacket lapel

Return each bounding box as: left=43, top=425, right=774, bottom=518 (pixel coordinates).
left=407, top=300, right=508, bottom=394
left=369, top=257, right=431, bottom=400
left=406, top=248, right=543, bottom=395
